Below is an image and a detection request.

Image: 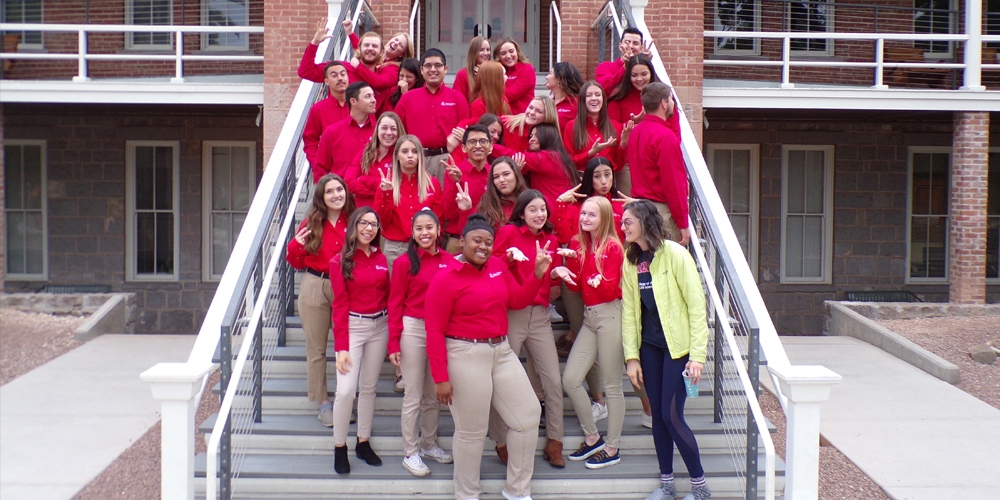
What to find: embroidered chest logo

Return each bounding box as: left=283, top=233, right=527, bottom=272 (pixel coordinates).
left=488, top=271, right=502, bottom=278
left=440, top=101, right=457, bottom=106
left=376, top=265, right=389, bottom=271
left=439, top=264, right=448, bottom=269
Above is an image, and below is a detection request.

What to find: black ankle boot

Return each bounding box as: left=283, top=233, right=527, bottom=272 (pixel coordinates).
left=334, top=445, right=350, bottom=474
left=356, top=439, right=382, bottom=466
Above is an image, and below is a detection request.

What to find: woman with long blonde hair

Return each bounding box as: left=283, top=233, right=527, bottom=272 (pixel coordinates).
left=501, top=96, right=559, bottom=152
left=346, top=112, right=405, bottom=207
left=452, top=36, right=492, bottom=102
left=470, top=61, right=510, bottom=121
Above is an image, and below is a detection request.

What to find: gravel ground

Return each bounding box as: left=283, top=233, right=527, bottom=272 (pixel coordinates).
left=0, top=308, right=85, bottom=386
left=877, top=316, right=1000, bottom=410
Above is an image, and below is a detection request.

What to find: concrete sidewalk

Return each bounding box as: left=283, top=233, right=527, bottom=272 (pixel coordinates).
left=0, top=334, right=197, bottom=500
left=778, top=336, right=1000, bottom=500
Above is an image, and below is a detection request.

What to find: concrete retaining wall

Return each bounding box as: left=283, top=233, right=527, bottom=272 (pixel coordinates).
left=837, top=302, right=1000, bottom=321
left=1, top=293, right=137, bottom=338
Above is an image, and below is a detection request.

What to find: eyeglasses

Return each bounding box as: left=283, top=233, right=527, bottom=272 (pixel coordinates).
left=621, top=218, right=636, bottom=229
left=465, top=138, right=491, bottom=147
left=357, top=220, right=380, bottom=230
left=422, top=63, right=445, bottom=70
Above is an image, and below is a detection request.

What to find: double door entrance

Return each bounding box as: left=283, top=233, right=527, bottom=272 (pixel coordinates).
left=425, top=0, right=540, bottom=73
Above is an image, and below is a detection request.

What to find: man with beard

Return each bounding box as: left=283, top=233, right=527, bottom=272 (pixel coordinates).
left=299, top=20, right=395, bottom=114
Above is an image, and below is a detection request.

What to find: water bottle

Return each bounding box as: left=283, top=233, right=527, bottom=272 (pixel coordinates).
left=682, top=370, right=698, bottom=398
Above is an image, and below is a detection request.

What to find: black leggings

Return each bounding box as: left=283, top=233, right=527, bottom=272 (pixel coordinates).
left=640, top=342, right=705, bottom=478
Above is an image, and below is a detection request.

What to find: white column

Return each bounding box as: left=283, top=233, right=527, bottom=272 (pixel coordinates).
left=768, top=365, right=842, bottom=500
left=141, top=362, right=215, bottom=500
left=962, top=0, right=986, bottom=91
left=320, top=0, right=346, bottom=63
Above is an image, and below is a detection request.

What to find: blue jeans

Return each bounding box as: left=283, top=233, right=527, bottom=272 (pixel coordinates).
left=640, top=342, right=705, bottom=478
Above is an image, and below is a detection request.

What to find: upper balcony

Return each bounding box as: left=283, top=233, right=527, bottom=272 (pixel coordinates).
left=702, top=0, right=1000, bottom=111
left=0, top=0, right=265, bottom=104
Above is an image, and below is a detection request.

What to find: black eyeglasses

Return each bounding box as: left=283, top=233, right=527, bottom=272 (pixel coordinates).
left=422, top=63, right=445, bottom=70
left=357, top=220, right=380, bottom=230
left=465, top=138, right=491, bottom=147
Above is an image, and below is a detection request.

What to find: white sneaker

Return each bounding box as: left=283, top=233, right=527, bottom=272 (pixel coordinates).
left=420, top=446, right=454, bottom=464
left=402, top=454, right=430, bottom=476
left=548, top=304, right=564, bottom=323
left=591, top=401, right=608, bottom=422
left=641, top=412, right=653, bottom=429
left=501, top=490, right=533, bottom=500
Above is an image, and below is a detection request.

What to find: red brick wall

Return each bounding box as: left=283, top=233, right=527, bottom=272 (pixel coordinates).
left=556, top=0, right=607, bottom=79
left=949, top=111, right=990, bottom=304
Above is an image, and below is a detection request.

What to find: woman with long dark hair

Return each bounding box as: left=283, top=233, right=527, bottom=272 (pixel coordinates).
left=607, top=54, right=660, bottom=126
left=346, top=111, right=405, bottom=207
left=329, top=207, right=391, bottom=474
left=388, top=58, right=424, bottom=110
left=621, top=200, right=711, bottom=500
left=564, top=80, right=630, bottom=174
left=495, top=123, right=579, bottom=206
left=546, top=61, right=584, bottom=132
left=285, top=174, right=356, bottom=428
left=476, top=156, right=528, bottom=231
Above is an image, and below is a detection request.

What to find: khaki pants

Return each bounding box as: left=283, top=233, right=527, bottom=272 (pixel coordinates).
left=399, top=316, right=442, bottom=457
left=651, top=200, right=681, bottom=242
left=299, top=272, right=333, bottom=403
left=490, top=305, right=564, bottom=443
left=444, top=234, right=463, bottom=255
left=563, top=300, right=626, bottom=448
left=382, top=239, right=409, bottom=272
left=426, top=153, right=450, bottom=186
left=615, top=163, right=632, bottom=197
left=448, top=338, right=540, bottom=500
left=560, top=284, right=604, bottom=398
left=332, top=314, right=388, bottom=445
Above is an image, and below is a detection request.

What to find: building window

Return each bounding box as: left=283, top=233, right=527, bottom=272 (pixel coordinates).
left=202, top=142, right=255, bottom=281
left=126, top=141, right=179, bottom=281
left=2, top=0, right=43, bottom=49
left=907, top=147, right=950, bottom=282
left=707, top=144, right=759, bottom=279
left=780, top=145, right=833, bottom=284
left=714, top=0, right=760, bottom=55
left=987, top=0, right=1000, bottom=49
left=788, top=0, right=834, bottom=56
left=987, top=150, right=999, bottom=281
left=201, top=0, right=249, bottom=51
left=914, top=0, right=954, bottom=56
left=127, top=0, right=173, bottom=49
left=4, top=140, right=47, bottom=280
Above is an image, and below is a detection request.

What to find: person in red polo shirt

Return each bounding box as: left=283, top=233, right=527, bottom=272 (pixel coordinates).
left=595, top=27, right=648, bottom=92
left=299, top=18, right=411, bottom=91
left=495, top=38, right=536, bottom=115
left=394, top=49, right=470, bottom=185
left=303, top=61, right=351, bottom=168
left=476, top=157, right=528, bottom=231
left=315, top=82, right=377, bottom=183
left=563, top=81, right=630, bottom=175
left=627, top=82, right=690, bottom=246
left=345, top=112, right=404, bottom=208
left=425, top=214, right=551, bottom=500
left=442, top=125, right=493, bottom=253
left=607, top=54, right=661, bottom=128
left=545, top=62, right=583, bottom=132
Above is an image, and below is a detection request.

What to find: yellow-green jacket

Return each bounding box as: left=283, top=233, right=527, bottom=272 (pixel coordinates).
left=622, top=240, right=709, bottom=363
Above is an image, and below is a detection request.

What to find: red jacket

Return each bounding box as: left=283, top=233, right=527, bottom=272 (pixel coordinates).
left=387, top=247, right=453, bottom=354
left=504, top=62, right=536, bottom=115
left=344, top=148, right=392, bottom=208
left=563, top=236, right=624, bottom=305
left=374, top=172, right=446, bottom=242
left=561, top=117, right=626, bottom=171
left=552, top=193, right=625, bottom=246
left=424, top=256, right=543, bottom=383
left=314, top=115, right=376, bottom=183
left=626, top=113, right=688, bottom=229
left=303, top=97, right=350, bottom=168
left=394, top=85, right=471, bottom=149
left=442, top=159, right=491, bottom=235
left=285, top=215, right=348, bottom=273
left=329, top=246, right=391, bottom=351
left=493, top=224, right=561, bottom=307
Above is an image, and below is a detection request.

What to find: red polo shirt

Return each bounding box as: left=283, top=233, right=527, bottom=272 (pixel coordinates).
left=452, top=68, right=472, bottom=102
left=374, top=172, right=446, bottom=242
left=442, top=158, right=491, bottom=235
left=314, top=115, right=376, bottom=183
left=394, top=85, right=470, bottom=149
left=504, top=62, right=536, bottom=114
left=424, top=256, right=544, bottom=383
left=285, top=215, right=348, bottom=273
left=470, top=96, right=510, bottom=122
left=387, top=247, right=453, bottom=354
left=554, top=96, right=578, bottom=133
left=563, top=235, right=624, bottom=306
left=493, top=224, right=561, bottom=307
left=345, top=149, right=392, bottom=208
left=608, top=91, right=643, bottom=127
left=500, top=118, right=532, bottom=153
left=492, top=144, right=573, bottom=206
left=352, top=62, right=400, bottom=116
left=303, top=96, right=350, bottom=167
left=329, top=246, right=391, bottom=351
left=626, top=112, right=688, bottom=229
left=596, top=59, right=626, bottom=94
left=552, top=193, right=625, bottom=246
left=562, top=117, right=626, bottom=171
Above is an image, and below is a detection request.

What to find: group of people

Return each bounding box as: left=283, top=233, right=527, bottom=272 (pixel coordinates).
left=285, top=20, right=711, bottom=500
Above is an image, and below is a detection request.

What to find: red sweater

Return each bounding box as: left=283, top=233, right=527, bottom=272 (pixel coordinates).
left=314, top=115, right=376, bottom=183
left=596, top=59, right=626, bottom=94
left=285, top=215, right=348, bottom=273
left=561, top=117, right=626, bottom=171
left=303, top=97, right=350, bottom=168
left=626, top=113, right=688, bottom=229
left=329, top=246, right=391, bottom=351
left=387, top=247, right=453, bottom=354
left=344, top=148, right=392, bottom=208
left=424, top=256, right=543, bottom=383
left=563, top=236, right=624, bottom=305
left=493, top=224, right=561, bottom=307
left=504, top=62, right=536, bottom=115
left=442, top=159, right=491, bottom=235
left=493, top=144, right=573, bottom=207
left=394, top=85, right=471, bottom=149
left=554, top=96, right=578, bottom=134
left=374, top=172, right=446, bottom=242
left=608, top=91, right=643, bottom=127
left=552, top=193, right=625, bottom=246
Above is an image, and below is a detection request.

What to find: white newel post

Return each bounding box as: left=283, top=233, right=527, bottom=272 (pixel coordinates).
left=320, top=0, right=346, bottom=63
left=629, top=0, right=649, bottom=35
left=141, top=362, right=215, bottom=500
left=768, top=365, right=841, bottom=500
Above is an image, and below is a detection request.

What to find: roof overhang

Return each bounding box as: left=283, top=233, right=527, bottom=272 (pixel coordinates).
left=0, top=80, right=264, bottom=105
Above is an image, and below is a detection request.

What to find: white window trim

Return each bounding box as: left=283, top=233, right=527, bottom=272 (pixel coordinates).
left=905, top=146, right=951, bottom=284
left=4, top=139, right=48, bottom=281
left=125, top=0, right=174, bottom=51
left=787, top=0, right=835, bottom=57
left=2, top=0, right=45, bottom=50
left=914, top=0, right=956, bottom=59
left=780, top=145, right=834, bottom=284
left=706, top=143, right=760, bottom=281
left=201, top=141, right=256, bottom=282
left=987, top=147, right=1000, bottom=284
left=713, top=0, right=761, bottom=56
left=200, top=0, right=250, bottom=51
left=126, top=140, right=180, bottom=282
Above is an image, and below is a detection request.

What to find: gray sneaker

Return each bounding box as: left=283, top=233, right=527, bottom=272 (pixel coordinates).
left=645, top=484, right=676, bottom=500
left=680, top=483, right=711, bottom=500
left=318, top=401, right=333, bottom=427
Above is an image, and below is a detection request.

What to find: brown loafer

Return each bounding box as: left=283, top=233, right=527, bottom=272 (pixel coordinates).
left=495, top=444, right=508, bottom=465
left=542, top=439, right=565, bottom=468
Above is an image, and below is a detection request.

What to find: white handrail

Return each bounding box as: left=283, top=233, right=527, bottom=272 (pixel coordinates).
left=549, top=2, right=562, bottom=68
left=0, top=23, right=263, bottom=33
left=410, top=0, right=421, bottom=60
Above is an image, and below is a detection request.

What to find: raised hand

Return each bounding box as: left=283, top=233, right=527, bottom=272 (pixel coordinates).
left=557, top=184, right=586, bottom=203
left=587, top=274, right=602, bottom=288
left=312, top=18, right=333, bottom=45
left=294, top=226, right=312, bottom=246
left=446, top=156, right=463, bottom=183
left=551, top=266, right=577, bottom=286
left=342, top=18, right=354, bottom=33
left=512, top=152, right=526, bottom=169
left=398, top=78, right=410, bottom=94
left=612, top=194, right=636, bottom=205
left=640, top=40, right=653, bottom=56
left=620, top=119, right=634, bottom=148
left=629, top=108, right=646, bottom=125
left=455, top=182, right=473, bottom=211
left=556, top=248, right=578, bottom=259
left=379, top=168, right=393, bottom=191
left=507, top=247, right=528, bottom=262
left=588, top=137, right=618, bottom=157
left=534, top=240, right=553, bottom=278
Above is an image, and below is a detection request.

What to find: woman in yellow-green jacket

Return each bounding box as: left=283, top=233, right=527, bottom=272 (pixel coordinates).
left=620, top=199, right=711, bottom=500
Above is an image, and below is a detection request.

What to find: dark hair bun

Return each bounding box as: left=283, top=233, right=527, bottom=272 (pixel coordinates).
left=462, top=213, right=495, bottom=236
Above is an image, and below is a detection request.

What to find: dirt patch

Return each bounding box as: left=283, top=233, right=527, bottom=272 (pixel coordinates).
left=877, top=316, right=1000, bottom=410
left=0, top=308, right=86, bottom=386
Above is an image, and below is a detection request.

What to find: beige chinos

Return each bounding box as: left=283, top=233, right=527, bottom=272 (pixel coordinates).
left=382, top=239, right=409, bottom=272
left=332, top=315, right=389, bottom=446
left=560, top=283, right=604, bottom=396
left=448, top=337, right=541, bottom=500
left=651, top=200, right=681, bottom=243
left=399, top=316, right=442, bottom=457
left=562, top=300, right=625, bottom=448
left=299, top=272, right=334, bottom=402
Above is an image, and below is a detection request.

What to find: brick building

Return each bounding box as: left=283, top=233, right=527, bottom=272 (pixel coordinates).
left=1, top=0, right=997, bottom=333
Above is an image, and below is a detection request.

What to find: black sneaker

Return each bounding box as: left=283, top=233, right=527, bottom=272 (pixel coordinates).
left=584, top=449, right=621, bottom=469
left=568, top=436, right=605, bottom=461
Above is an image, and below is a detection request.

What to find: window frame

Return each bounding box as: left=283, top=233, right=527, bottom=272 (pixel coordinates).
left=706, top=143, right=760, bottom=281
left=200, top=0, right=250, bottom=51
left=126, top=140, right=181, bottom=282
left=987, top=147, right=1000, bottom=283
left=201, top=141, right=256, bottom=282
left=779, top=145, right=834, bottom=284
left=913, top=0, right=956, bottom=58
left=787, top=0, right=835, bottom=57
left=2, top=0, right=44, bottom=50
left=987, top=0, right=1000, bottom=50
left=713, top=0, right=762, bottom=56
left=125, top=0, right=174, bottom=51
left=4, top=139, right=48, bottom=281
left=905, top=146, right=952, bottom=284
